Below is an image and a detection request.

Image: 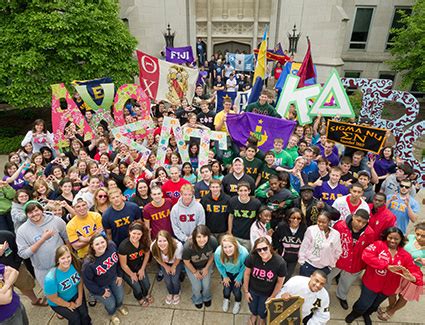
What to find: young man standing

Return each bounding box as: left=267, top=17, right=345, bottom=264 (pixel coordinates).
left=222, top=158, right=255, bottom=197
left=162, top=166, right=190, bottom=206
left=302, top=148, right=318, bottom=177
left=381, top=163, right=416, bottom=197
left=357, top=171, right=375, bottom=203
left=102, top=188, right=141, bottom=246
left=197, top=100, right=215, bottom=130
left=322, top=141, right=339, bottom=167
left=386, top=179, right=419, bottom=235
left=245, top=90, right=281, bottom=117
left=171, top=185, right=205, bottom=243
left=328, top=209, right=375, bottom=310
left=332, top=183, right=370, bottom=222
left=283, top=135, right=299, bottom=162
left=143, top=186, right=174, bottom=241
left=314, top=167, right=348, bottom=206
left=194, top=165, right=213, bottom=201
left=228, top=182, right=261, bottom=250
left=256, top=151, right=279, bottom=187
left=272, top=138, right=293, bottom=168
left=242, top=145, right=263, bottom=182
left=368, top=193, right=396, bottom=241
left=200, top=179, right=231, bottom=240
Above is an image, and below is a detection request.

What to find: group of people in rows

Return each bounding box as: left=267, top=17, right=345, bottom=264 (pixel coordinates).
left=0, top=75, right=423, bottom=325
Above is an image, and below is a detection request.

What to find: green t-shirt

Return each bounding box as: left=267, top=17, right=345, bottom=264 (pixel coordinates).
left=272, top=149, right=294, bottom=168
left=284, top=146, right=299, bottom=162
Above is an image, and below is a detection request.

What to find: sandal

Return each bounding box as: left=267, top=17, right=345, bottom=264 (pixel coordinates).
left=146, top=295, right=154, bottom=304
left=31, top=297, right=48, bottom=307
left=378, top=311, right=393, bottom=321
left=139, top=298, right=150, bottom=307
left=56, top=313, right=64, bottom=320
left=377, top=306, right=388, bottom=315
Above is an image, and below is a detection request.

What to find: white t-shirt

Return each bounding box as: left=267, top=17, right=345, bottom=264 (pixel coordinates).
left=151, top=239, right=183, bottom=264
left=226, top=78, right=237, bottom=92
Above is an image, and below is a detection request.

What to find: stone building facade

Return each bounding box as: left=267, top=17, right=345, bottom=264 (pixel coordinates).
left=120, top=0, right=415, bottom=88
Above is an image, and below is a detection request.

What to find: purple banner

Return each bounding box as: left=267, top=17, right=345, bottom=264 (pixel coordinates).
left=226, top=112, right=296, bottom=151
left=165, top=46, right=194, bottom=64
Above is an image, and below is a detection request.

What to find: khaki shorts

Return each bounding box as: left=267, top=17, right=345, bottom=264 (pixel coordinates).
left=14, top=264, right=35, bottom=292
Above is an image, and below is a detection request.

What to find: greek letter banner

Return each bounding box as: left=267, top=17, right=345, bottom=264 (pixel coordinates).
left=326, top=120, right=387, bottom=154
left=226, top=112, right=296, bottom=151
left=166, top=46, right=194, bottom=64
left=136, top=50, right=199, bottom=104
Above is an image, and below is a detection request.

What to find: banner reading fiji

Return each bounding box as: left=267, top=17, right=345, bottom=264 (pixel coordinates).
left=136, top=50, right=198, bottom=104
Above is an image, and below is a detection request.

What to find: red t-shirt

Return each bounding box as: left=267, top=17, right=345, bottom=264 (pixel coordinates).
left=161, top=178, right=190, bottom=205
left=143, top=198, right=174, bottom=239
left=346, top=196, right=361, bottom=215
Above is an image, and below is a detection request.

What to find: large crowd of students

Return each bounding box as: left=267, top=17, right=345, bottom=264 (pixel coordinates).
left=0, top=59, right=423, bottom=325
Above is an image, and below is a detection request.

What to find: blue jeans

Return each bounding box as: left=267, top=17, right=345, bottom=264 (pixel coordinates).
left=222, top=272, right=242, bottom=302
left=93, top=280, right=124, bottom=315
left=51, top=294, right=91, bottom=325
left=161, top=263, right=183, bottom=295
left=185, top=265, right=213, bottom=305
left=122, top=272, right=151, bottom=300
left=248, top=289, right=268, bottom=319
left=352, top=284, right=388, bottom=315
left=299, top=262, right=331, bottom=277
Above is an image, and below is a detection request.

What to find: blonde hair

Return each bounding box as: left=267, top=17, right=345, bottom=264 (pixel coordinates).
left=220, top=234, right=240, bottom=264
left=180, top=184, right=194, bottom=194
left=55, top=245, right=81, bottom=272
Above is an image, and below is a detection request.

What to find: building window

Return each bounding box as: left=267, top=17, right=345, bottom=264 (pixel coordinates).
left=344, top=71, right=362, bottom=78
left=386, top=7, right=412, bottom=49
left=379, top=72, right=395, bottom=81
left=349, top=7, right=374, bottom=49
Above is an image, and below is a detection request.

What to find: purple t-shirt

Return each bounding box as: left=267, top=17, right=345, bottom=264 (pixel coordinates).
left=0, top=291, right=20, bottom=322
left=374, top=158, right=396, bottom=177
left=2, top=174, right=24, bottom=190
left=314, top=181, right=348, bottom=205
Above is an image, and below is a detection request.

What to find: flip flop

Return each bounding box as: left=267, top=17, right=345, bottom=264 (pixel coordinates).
left=146, top=295, right=154, bottom=304
left=31, top=297, right=48, bottom=307
left=377, top=306, right=387, bottom=315
left=378, top=311, right=392, bottom=321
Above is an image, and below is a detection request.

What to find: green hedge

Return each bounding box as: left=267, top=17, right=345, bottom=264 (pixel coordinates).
left=0, top=135, right=24, bottom=154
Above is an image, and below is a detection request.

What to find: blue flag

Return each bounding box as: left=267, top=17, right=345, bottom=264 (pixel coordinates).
left=226, top=112, right=297, bottom=151
left=275, top=62, right=317, bottom=90
left=247, top=77, right=264, bottom=104
left=215, top=90, right=238, bottom=112
left=226, top=53, right=255, bottom=71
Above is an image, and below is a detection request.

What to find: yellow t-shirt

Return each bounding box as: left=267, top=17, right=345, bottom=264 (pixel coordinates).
left=214, top=110, right=235, bottom=135
left=66, top=211, right=103, bottom=258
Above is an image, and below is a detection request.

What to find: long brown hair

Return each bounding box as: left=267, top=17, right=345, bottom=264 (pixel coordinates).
left=128, top=221, right=151, bottom=250
left=252, top=237, right=275, bottom=256
left=151, top=230, right=177, bottom=263
left=220, top=234, right=239, bottom=264
left=86, top=234, right=108, bottom=262
left=55, top=245, right=82, bottom=273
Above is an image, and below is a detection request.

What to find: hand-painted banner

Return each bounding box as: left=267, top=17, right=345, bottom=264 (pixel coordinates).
left=111, top=120, right=156, bottom=162
left=51, top=84, right=94, bottom=151
left=215, top=90, right=238, bottom=112
left=226, top=53, right=254, bottom=71
left=226, top=112, right=296, bottom=151
left=166, top=46, right=195, bottom=64
left=234, top=89, right=252, bottom=113
left=326, top=120, right=387, bottom=154
left=137, top=50, right=199, bottom=105
left=114, top=84, right=151, bottom=124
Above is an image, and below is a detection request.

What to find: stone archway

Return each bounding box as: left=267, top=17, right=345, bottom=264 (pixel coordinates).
left=213, top=41, right=251, bottom=55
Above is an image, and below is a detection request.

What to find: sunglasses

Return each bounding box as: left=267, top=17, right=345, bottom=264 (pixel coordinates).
left=400, top=185, right=411, bottom=189
left=256, top=246, right=269, bottom=253
left=97, top=195, right=108, bottom=198
left=290, top=217, right=302, bottom=221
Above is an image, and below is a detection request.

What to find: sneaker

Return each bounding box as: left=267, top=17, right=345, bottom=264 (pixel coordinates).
left=195, top=303, right=203, bottom=309
left=165, top=294, right=173, bottom=305
left=204, top=300, right=212, bottom=307
left=88, top=294, right=97, bottom=307
left=337, top=297, right=349, bottom=310
left=110, top=315, right=120, bottom=325
left=118, top=306, right=128, bottom=316
left=157, top=270, right=164, bottom=282
left=172, top=294, right=180, bottom=305
left=222, top=299, right=230, bottom=312
left=232, top=302, right=241, bottom=315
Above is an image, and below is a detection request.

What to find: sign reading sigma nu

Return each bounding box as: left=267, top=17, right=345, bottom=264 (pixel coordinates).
left=326, top=120, right=387, bottom=154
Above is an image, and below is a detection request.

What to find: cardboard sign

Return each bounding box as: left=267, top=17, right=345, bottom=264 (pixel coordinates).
left=266, top=296, right=304, bottom=325
left=326, top=120, right=387, bottom=154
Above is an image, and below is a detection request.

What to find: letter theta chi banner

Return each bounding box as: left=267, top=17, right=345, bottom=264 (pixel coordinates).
left=136, top=50, right=199, bottom=104
left=326, top=120, right=387, bottom=154
left=166, top=46, right=194, bottom=64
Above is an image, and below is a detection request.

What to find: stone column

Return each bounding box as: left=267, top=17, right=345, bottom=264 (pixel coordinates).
left=207, top=0, right=212, bottom=57
left=269, top=0, right=279, bottom=47
left=253, top=0, right=260, bottom=49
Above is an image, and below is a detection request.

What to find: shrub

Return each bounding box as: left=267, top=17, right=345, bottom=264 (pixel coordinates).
left=0, top=135, right=24, bottom=154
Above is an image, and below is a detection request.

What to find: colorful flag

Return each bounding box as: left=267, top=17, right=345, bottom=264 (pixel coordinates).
left=247, top=77, right=264, bottom=104
left=273, top=42, right=284, bottom=55
left=226, top=112, right=296, bottom=151
left=252, top=27, right=268, bottom=85
left=226, top=53, right=255, bottom=71
left=215, top=90, right=238, bottom=112
left=275, top=62, right=317, bottom=90
left=234, top=89, right=252, bottom=112
left=165, top=46, right=195, bottom=64
left=137, top=50, right=199, bottom=104
left=297, top=39, right=316, bottom=88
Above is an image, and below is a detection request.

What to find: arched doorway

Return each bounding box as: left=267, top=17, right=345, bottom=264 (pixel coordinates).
left=213, top=41, right=251, bottom=55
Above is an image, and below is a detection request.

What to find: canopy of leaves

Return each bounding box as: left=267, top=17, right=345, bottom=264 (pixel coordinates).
left=0, top=0, right=138, bottom=109
left=388, top=0, right=425, bottom=91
